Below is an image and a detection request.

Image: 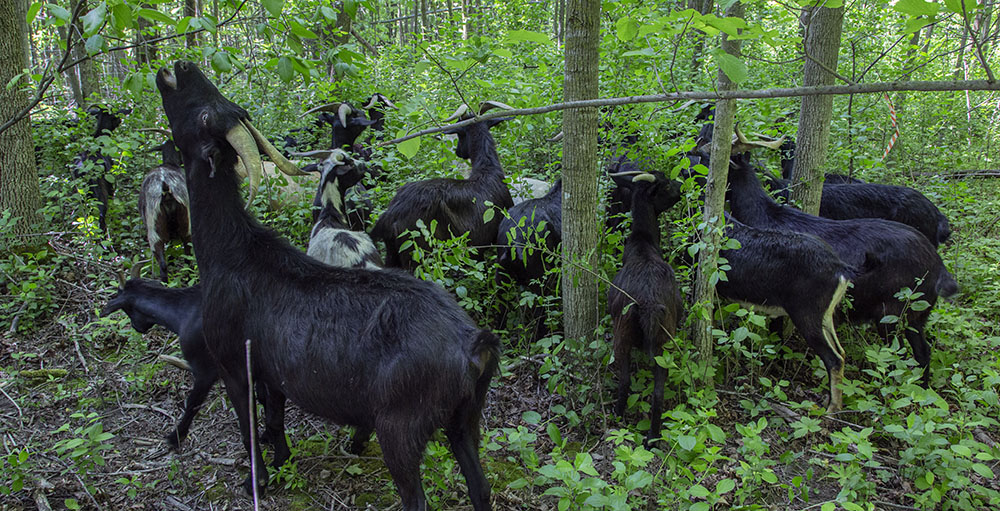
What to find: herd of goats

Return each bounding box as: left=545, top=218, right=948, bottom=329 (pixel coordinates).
left=58, top=61, right=957, bottom=509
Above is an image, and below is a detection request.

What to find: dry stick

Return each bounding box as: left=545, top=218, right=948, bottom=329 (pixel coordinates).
left=379, top=79, right=1000, bottom=146
left=246, top=339, right=260, bottom=511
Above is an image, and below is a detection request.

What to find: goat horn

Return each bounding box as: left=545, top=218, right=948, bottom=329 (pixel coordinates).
left=733, top=124, right=786, bottom=153
left=632, top=173, right=656, bottom=183
left=114, top=268, right=126, bottom=286
left=304, top=102, right=343, bottom=117
left=668, top=99, right=699, bottom=114
left=129, top=261, right=143, bottom=280
left=241, top=119, right=310, bottom=177
left=290, top=149, right=336, bottom=160
left=444, top=104, right=470, bottom=122
left=548, top=131, right=564, bottom=142
left=479, top=101, right=514, bottom=114
left=137, top=127, right=173, bottom=137
left=226, top=121, right=264, bottom=207
left=608, top=170, right=645, bottom=177
left=363, top=94, right=397, bottom=110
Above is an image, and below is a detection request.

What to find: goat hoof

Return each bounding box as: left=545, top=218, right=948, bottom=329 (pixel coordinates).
left=163, top=431, right=182, bottom=451
left=241, top=474, right=267, bottom=496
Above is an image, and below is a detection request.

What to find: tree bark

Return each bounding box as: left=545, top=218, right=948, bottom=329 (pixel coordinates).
left=689, top=0, right=714, bottom=75
left=136, top=3, right=159, bottom=65
left=561, top=0, right=600, bottom=343
left=0, top=0, right=44, bottom=245
left=334, top=2, right=352, bottom=45
left=184, top=0, right=199, bottom=48
left=791, top=3, right=844, bottom=215
left=691, top=1, right=743, bottom=388
left=69, top=0, right=100, bottom=105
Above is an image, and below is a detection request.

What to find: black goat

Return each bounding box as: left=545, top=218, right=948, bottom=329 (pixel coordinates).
left=305, top=102, right=377, bottom=159
left=777, top=139, right=863, bottom=185
left=495, top=179, right=562, bottom=341
left=372, top=102, right=515, bottom=270
left=139, top=141, right=190, bottom=282
left=72, top=106, right=129, bottom=232
left=607, top=171, right=682, bottom=444
left=100, top=280, right=213, bottom=449
left=156, top=61, right=499, bottom=510
left=305, top=148, right=382, bottom=269
left=606, top=171, right=855, bottom=412
left=728, top=151, right=958, bottom=385
left=363, top=93, right=397, bottom=134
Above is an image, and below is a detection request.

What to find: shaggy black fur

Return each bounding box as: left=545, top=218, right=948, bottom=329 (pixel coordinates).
left=372, top=117, right=514, bottom=270
left=728, top=152, right=958, bottom=384
left=139, top=141, right=190, bottom=282
left=607, top=173, right=682, bottom=444
left=71, top=106, right=128, bottom=232
left=156, top=61, right=499, bottom=511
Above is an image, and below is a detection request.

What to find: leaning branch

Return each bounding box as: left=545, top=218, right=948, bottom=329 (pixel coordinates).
left=380, top=79, right=1000, bottom=145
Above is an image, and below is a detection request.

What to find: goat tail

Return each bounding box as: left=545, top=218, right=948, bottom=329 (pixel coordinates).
left=937, top=214, right=952, bottom=245
left=456, top=330, right=501, bottom=442
left=936, top=270, right=959, bottom=299
left=638, top=303, right=671, bottom=351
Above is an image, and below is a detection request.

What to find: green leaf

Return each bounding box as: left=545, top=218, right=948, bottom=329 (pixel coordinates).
left=27, top=2, right=42, bottom=23
left=84, top=34, right=103, bottom=55
left=483, top=208, right=495, bottom=224
left=123, top=73, right=143, bottom=95
left=111, top=3, right=133, bottom=31
left=276, top=56, right=294, bottom=82
left=715, top=51, right=747, bottom=83
left=288, top=19, right=317, bottom=39
left=138, top=8, right=173, bottom=24
left=951, top=444, right=972, bottom=457
left=396, top=133, right=420, bottom=160
left=82, top=3, right=107, bottom=36
left=211, top=51, right=233, bottom=73
left=893, top=0, right=941, bottom=17
left=622, top=48, right=656, bottom=57
left=761, top=470, right=778, bottom=484
left=48, top=4, right=71, bottom=23
left=716, top=478, right=736, bottom=494
left=688, top=484, right=711, bottom=498
left=344, top=0, right=358, bottom=18
left=505, top=30, right=551, bottom=45
left=972, top=463, right=995, bottom=478
left=677, top=435, right=697, bottom=451
left=263, top=0, right=284, bottom=17
left=522, top=410, right=541, bottom=425
left=943, top=0, right=971, bottom=16
left=64, top=499, right=80, bottom=510
left=821, top=503, right=836, bottom=511
left=507, top=477, right=529, bottom=489
left=690, top=502, right=711, bottom=511
left=616, top=16, right=639, bottom=41
left=546, top=422, right=562, bottom=446
left=320, top=5, right=337, bottom=20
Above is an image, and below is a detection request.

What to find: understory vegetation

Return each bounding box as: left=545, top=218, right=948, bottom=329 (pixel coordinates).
left=2, top=1, right=1000, bottom=510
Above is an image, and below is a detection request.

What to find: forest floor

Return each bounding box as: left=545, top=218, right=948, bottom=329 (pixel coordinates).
left=2, top=180, right=1000, bottom=510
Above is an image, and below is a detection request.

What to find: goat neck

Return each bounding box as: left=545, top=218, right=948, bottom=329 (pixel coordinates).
left=625, top=186, right=661, bottom=254
left=104, top=279, right=201, bottom=334
left=726, top=154, right=781, bottom=226
left=458, top=122, right=504, bottom=180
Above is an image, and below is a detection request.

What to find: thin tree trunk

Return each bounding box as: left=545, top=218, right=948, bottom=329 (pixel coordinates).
left=184, top=0, right=199, bottom=48
left=335, top=2, right=352, bottom=45
left=955, top=19, right=968, bottom=79
left=69, top=0, right=100, bottom=105
left=462, top=0, right=471, bottom=39
left=136, top=3, right=158, bottom=65
left=57, top=24, right=85, bottom=107
left=561, top=0, right=600, bottom=343
left=0, top=0, right=44, bottom=245
left=689, top=0, right=714, bottom=75
left=791, top=3, right=844, bottom=215
left=691, top=1, right=743, bottom=388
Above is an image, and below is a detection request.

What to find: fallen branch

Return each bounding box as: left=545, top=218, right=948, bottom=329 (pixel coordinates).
left=380, top=80, right=1000, bottom=145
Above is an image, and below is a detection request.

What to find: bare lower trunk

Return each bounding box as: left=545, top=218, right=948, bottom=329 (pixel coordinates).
left=561, top=0, right=600, bottom=342
left=691, top=1, right=743, bottom=387
left=791, top=4, right=844, bottom=215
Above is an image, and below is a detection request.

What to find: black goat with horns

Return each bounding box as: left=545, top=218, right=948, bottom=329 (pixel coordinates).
left=155, top=62, right=500, bottom=511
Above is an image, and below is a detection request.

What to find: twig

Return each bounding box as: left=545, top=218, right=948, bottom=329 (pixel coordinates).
left=379, top=79, right=1000, bottom=146
left=0, top=385, right=23, bottom=423
left=246, top=339, right=260, bottom=510
left=158, top=354, right=192, bottom=371
left=121, top=403, right=174, bottom=420
left=873, top=501, right=920, bottom=511
left=72, top=338, right=88, bottom=374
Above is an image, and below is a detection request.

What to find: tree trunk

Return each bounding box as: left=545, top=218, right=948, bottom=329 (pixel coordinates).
left=790, top=4, right=844, bottom=215
left=561, top=0, right=600, bottom=343
left=184, top=0, right=200, bottom=47
left=689, top=0, right=714, bottom=75
left=136, top=3, right=159, bottom=65
left=0, top=0, right=44, bottom=245
left=335, top=2, right=352, bottom=45
left=58, top=24, right=85, bottom=107
left=691, top=0, right=743, bottom=388
left=70, top=0, right=101, bottom=105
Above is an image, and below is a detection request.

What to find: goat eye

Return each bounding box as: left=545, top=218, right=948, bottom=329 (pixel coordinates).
left=200, top=112, right=209, bottom=126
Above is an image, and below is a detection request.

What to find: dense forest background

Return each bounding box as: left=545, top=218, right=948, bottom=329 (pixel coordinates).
left=1, top=1, right=999, bottom=510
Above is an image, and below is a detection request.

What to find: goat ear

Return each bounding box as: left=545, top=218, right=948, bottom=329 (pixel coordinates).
left=487, top=117, right=512, bottom=129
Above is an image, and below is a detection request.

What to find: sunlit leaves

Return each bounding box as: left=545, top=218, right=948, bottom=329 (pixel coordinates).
left=84, top=34, right=103, bottom=55
left=713, top=50, right=748, bottom=83
left=211, top=51, right=233, bottom=73
left=262, top=0, right=284, bottom=18
left=277, top=56, right=294, bottom=82
left=505, top=30, right=552, bottom=45
left=81, top=3, right=106, bottom=36
left=137, top=8, right=172, bottom=24
left=396, top=131, right=420, bottom=160
left=26, top=2, right=42, bottom=24
left=893, top=0, right=941, bottom=17
left=615, top=17, right=639, bottom=42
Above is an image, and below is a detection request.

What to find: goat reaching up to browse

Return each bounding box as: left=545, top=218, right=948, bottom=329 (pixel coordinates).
left=156, top=61, right=499, bottom=511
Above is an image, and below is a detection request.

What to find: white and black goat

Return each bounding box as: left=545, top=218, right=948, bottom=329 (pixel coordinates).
left=495, top=178, right=562, bottom=342
left=139, top=141, right=190, bottom=282
left=156, top=62, right=499, bottom=510
left=607, top=171, right=682, bottom=444
left=303, top=148, right=382, bottom=269
left=727, top=149, right=959, bottom=386
left=372, top=102, right=515, bottom=270
left=363, top=93, right=397, bottom=135
left=72, top=105, right=129, bottom=232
